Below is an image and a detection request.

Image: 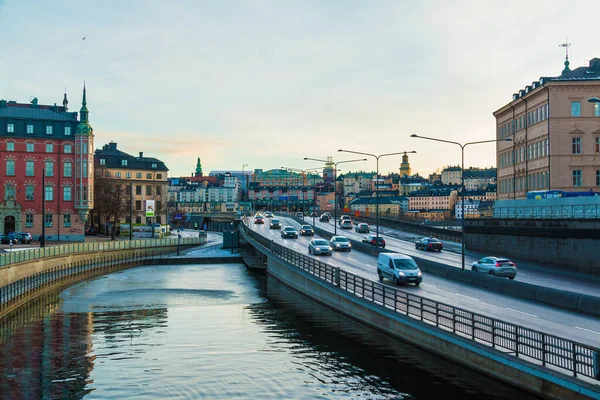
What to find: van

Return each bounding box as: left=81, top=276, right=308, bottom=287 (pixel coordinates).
left=377, top=253, right=422, bottom=285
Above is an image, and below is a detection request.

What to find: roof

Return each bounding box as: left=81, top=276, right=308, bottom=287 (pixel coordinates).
left=95, top=142, right=168, bottom=171
left=442, top=166, right=461, bottom=172
left=349, top=196, right=408, bottom=206
left=409, top=188, right=457, bottom=197
left=0, top=105, right=78, bottom=121
left=464, top=169, right=497, bottom=179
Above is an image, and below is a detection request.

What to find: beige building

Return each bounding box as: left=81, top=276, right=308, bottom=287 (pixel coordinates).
left=408, top=188, right=458, bottom=212
left=494, top=57, right=600, bottom=199
left=441, top=166, right=462, bottom=185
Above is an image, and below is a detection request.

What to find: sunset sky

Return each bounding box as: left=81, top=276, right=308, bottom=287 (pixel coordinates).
left=1, top=0, right=599, bottom=177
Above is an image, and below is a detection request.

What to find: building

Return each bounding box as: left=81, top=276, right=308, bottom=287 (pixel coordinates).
left=0, top=87, right=94, bottom=241
left=342, top=172, right=376, bottom=196
left=455, top=199, right=481, bottom=219
left=398, top=175, right=430, bottom=196
left=399, top=152, right=412, bottom=177
left=428, top=172, right=442, bottom=184
left=209, top=169, right=252, bottom=200
left=93, top=142, right=168, bottom=227
left=441, top=166, right=462, bottom=185
left=349, top=196, right=409, bottom=216
left=463, top=167, right=497, bottom=190
left=408, top=187, right=458, bottom=213
left=495, top=57, right=600, bottom=199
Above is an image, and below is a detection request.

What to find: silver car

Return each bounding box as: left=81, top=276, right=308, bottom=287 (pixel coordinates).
left=329, top=236, right=352, bottom=252
left=471, top=257, right=517, bottom=279
left=308, top=239, right=332, bottom=255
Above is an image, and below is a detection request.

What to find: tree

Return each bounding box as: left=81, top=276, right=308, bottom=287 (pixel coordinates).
left=93, top=167, right=131, bottom=240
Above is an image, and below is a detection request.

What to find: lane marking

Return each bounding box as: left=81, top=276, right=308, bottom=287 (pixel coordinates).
left=575, top=326, right=600, bottom=335
left=454, top=293, right=478, bottom=301
left=505, top=308, right=538, bottom=318
left=420, top=283, right=436, bottom=289
left=348, top=258, right=357, bottom=262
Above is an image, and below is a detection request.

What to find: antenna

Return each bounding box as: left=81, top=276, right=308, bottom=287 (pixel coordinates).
left=558, top=37, right=571, bottom=60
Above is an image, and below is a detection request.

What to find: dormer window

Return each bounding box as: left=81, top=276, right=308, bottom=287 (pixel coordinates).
left=121, top=159, right=128, bottom=166
left=27, top=124, right=33, bottom=134
left=7, top=123, right=14, bottom=133
left=64, top=126, right=71, bottom=135
left=100, top=158, right=106, bottom=165
left=46, top=126, right=53, bottom=135
left=151, top=163, right=157, bottom=168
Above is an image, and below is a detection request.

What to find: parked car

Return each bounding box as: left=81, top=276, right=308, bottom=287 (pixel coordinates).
left=377, top=253, right=422, bottom=285
left=471, top=257, right=517, bottom=279
left=85, top=227, right=97, bottom=235
left=329, top=236, right=352, bottom=252
left=319, top=214, right=330, bottom=222
left=339, top=220, right=353, bottom=230
left=299, top=225, right=314, bottom=236
left=362, top=235, right=386, bottom=248
left=269, top=219, right=282, bottom=229
left=415, top=237, right=443, bottom=252
left=281, top=226, right=299, bottom=239
left=254, top=216, right=265, bottom=224
left=14, top=231, right=33, bottom=243
left=0, top=234, right=18, bottom=245
left=308, top=239, right=332, bottom=255
left=355, top=223, right=370, bottom=233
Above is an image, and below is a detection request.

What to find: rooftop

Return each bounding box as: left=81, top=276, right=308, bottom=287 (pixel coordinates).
left=95, top=142, right=169, bottom=172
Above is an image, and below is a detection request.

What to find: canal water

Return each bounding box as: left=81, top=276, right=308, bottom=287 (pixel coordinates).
left=0, top=263, right=540, bottom=399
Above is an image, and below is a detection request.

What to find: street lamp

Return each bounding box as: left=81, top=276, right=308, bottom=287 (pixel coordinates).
left=338, top=150, right=416, bottom=240
left=177, top=228, right=181, bottom=255
left=304, top=157, right=367, bottom=234
left=410, top=134, right=513, bottom=270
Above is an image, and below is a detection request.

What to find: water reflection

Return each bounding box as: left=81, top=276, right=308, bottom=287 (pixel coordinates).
left=0, top=264, right=540, bottom=400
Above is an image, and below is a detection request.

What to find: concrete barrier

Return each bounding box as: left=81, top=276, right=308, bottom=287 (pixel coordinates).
left=499, top=279, right=539, bottom=301
left=577, top=294, right=600, bottom=316
left=535, top=286, right=582, bottom=311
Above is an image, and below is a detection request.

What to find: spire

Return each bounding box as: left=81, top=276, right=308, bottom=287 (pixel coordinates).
left=195, top=157, right=203, bottom=177
left=76, top=83, right=93, bottom=136
left=63, top=88, right=69, bottom=111
left=559, top=38, right=571, bottom=75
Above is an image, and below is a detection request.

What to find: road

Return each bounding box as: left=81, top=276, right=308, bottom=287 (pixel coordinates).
left=248, top=216, right=600, bottom=348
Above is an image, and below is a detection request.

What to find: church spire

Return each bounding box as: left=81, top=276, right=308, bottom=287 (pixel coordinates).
left=62, top=89, right=69, bottom=111
left=195, top=157, right=203, bottom=177
left=76, top=84, right=93, bottom=136
left=559, top=38, right=571, bottom=75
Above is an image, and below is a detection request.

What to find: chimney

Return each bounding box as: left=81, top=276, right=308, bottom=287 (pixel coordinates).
left=108, top=142, right=117, bottom=151
left=139, top=152, right=143, bottom=158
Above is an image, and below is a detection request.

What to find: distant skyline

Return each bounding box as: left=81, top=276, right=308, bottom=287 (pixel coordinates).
left=1, top=1, right=599, bottom=177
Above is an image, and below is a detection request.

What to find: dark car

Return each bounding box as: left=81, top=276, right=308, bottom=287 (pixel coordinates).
left=355, top=223, right=369, bottom=233
left=85, top=227, right=97, bottom=235
left=415, top=237, right=443, bottom=252
left=362, top=235, right=386, bottom=248
left=269, top=219, right=282, bottom=229
left=281, top=226, right=299, bottom=239
left=319, top=214, right=330, bottom=222
left=0, top=234, right=18, bottom=245
left=299, top=225, right=314, bottom=236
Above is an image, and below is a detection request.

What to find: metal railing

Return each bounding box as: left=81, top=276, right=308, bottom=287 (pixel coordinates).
left=240, top=222, right=599, bottom=381
left=0, top=237, right=205, bottom=268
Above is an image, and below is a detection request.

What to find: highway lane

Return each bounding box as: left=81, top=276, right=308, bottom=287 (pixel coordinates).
left=304, top=216, right=600, bottom=297
left=249, top=217, right=600, bottom=347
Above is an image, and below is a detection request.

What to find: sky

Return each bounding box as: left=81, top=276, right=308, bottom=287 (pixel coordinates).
left=1, top=1, right=599, bottom=178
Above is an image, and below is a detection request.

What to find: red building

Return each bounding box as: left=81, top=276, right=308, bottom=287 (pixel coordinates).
left=0, top=87, right=94, bottom=242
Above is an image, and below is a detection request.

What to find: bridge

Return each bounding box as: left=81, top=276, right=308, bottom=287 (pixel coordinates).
left=239, top=213, right=600, bottom=400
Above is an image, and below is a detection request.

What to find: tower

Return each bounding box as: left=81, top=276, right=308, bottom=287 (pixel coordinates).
left=74, top=84, right=94, bottom=222
left=400, top=152, right=412, bottom=177
left=195, top=157, right=203, bottom=177
left=323, top=156, right=335, bottom=182
left=62, top=90, right=69, bottom=111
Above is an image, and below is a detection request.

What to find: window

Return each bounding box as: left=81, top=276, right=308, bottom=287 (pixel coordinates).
left=83, top=186, right=87, bottom=201
left=26, top=161, right=35, bottom=176
left=45, top=185, right=53, bottom=201
left=156, top=216, right=162, bottom=224
left=116, top=172, right=121, bottom=178
left=541, top=105, right=546, bottom=120
left=26, top=143, right=34, bottom=152
left=571, top=101, right=581, bottom=117
left=63, top=186, right=72, bottom=201
left=6, top=160, right=15, bottom=176
left=121, top=159, right=128, bottom=166
left=597, top=170, right=600, bottom=187
left=136, top=185, right=142, bottom=195
left=6, top=142, right=14, bottom=151
left=63, top=214, right=71, bottom=227
left=7, top=123, right=14, bottom=133
left=156, top=186, right=162, bottom=195
left=46, top=143, right=53, bottom=153
left=63, top=162, right=72, bottom=177
left=25, top=185, right=34, bottom=201
left=126, top=172, right=131, bottom=178
left=136, top=173, right=142, bottom=178
left=135, top=216, right=142, bottom=224
left=45, top=161, right=54, bottom=177
left=83, top=161, right=88, bottom=177
left=25, top=213, right=33, bottom=228
left=45, top=213, right=53, bottom=227
left=83, top=143, right=88, bottom=153
left=135, top=200, right=142, bottom=210
left=157, top=174, right=162, bottom=179
left=151, top=163, right=157, bottom=168
left=4, top=184, right=15, bottom=200
left=146, top=173, right=152, bottom=179
left=146, top=186, right=152, bottom=195
left=597, top=138, right=600, bottom=154
left=99, top=158, right=106, bottom=165
left=572, top=170, right=582, bottom=187
left=64, top=126, right=71, bottom=135
left=595, top=103, right=600, bottom=117
left=46, top=126, right=53, bottom=135
left=64, top=144, right=72, bottom=153
left=26, top=124, right=33, bottom=134
left=572, top=137, right=582, bottom=154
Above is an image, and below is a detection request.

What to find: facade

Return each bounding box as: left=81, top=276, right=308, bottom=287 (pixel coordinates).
left=399, top=152, right=412, bottom=177
left=250, top=168, right=322, bottom=210
left=398, top=175, right=430, bottom=195
left=209, top=169, right=252, bottom=199
left=455, top=199, right=481, bottom=219
left=463, top=168, right=497, bottom=190
left=342, top=172, right=376, bottom=196
left=441, top=166, right=462, bottom=185
left=168, top=173, right=242, bottom=217
left=349, top=196, right=409, bottom=216
left=93, top=142, right=168, bottom=227
left=408, top=187, right=458, bottom=213
left=0, top=88, right=93, bottom=241
left=495, top=57, right=600, bottom=199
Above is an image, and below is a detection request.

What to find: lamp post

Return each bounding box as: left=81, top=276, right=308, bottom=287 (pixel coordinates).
left=41, top=168, right=46, bottom=248
left=338, top=150, right=416, bottom=240
left=410, top=134, right=512, bottom=270
left=304, top=157, right=367, bottom=235
left=177, top=228, right=181, bottom=255
left=230, top=222, right=234, bottom=254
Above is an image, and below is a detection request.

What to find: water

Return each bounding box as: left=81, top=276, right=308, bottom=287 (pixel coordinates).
left=0, top=263, right=540, bottom=399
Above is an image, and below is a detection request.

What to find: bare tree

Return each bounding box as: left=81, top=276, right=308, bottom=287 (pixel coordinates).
left=93, top=167, right=131, bottom=240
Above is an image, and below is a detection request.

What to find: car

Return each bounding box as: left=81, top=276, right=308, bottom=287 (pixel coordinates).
left=339, top=220, right=353, bottom=230
left=329, top=236, right=352, bottom=251
left=14, top=231, right=33, bottom=243
left=471, top=257, right=517, bottom=279
left=362, top=235, right=386, bottom=248
left=310, top=212, right=318, bottom=217
left=355, top=223, right=369, bottom=233
left=296, top=212, right=304, bottom=218
left=269, top=219, right=282, bottom=229
left=299, top=225, right=314, bottom=236
left=339, top=215, right=351, bottom=223
left=415, top=237, right=443, bottom=252
left=264, top=211, right=274, bottom=218
left=319, top=214, right=330, bottom=222
left=322, top=212, right=331, bottom=218
left=308, top=239, right=332, bottom=255
left=281, top=226, right=299, bottom=238
left=254, top=216, right=265, bottom=224
left=85, top=227, right=97, bottom=235
left=0, top=234, right=18, bottom=245
left=377, top=253, right=422, bottom=285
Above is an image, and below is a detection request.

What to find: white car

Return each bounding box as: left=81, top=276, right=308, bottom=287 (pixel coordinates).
left=471, top=257, right=517, bottom=279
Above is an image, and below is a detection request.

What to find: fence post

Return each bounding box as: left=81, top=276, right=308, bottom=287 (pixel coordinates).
left=515, top=327, right=520, bottom=357
left=541, top=334, right=546, bottom=366
left=452, top=308, right=456, bottom=333
left=334, top=268, right=340, bottom=287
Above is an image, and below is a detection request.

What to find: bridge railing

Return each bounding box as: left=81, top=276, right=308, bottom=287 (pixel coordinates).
left=0, top=237, right=206, bottom=268
left=240, top=222, right=599, bottom=381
